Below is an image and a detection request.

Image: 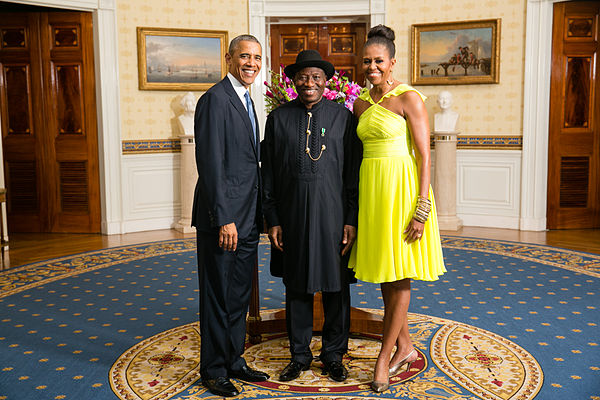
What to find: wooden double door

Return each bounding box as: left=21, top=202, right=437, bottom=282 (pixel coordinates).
left=548, top=1, right=600, bottom=229
left=0, top=9, right=100, bottom=232
left=270, top=23, right=366, bottom=84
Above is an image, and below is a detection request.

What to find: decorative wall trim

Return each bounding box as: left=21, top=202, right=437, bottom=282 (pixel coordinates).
left=456, top=136, right=522, bottom=150
left=122, top=139, right=181, bottom=154
left=122, top=136, right=523, bottom=154
left=432, top=136, right=522, bottom=149
left=121, top=153, right=181, bottom=232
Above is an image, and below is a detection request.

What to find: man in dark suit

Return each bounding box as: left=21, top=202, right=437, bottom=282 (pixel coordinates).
left=192, top=34, right=269, bottom=398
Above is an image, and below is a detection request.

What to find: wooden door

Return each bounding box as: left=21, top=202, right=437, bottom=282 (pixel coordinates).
left=547, top=1, right=600, bottom=229
left=270, top=23, right=366, bottom=84
left=0, top=10, right=101, bottom=232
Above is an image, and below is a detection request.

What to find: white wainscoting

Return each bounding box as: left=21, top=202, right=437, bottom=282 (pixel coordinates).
left=119, top=149, right=521, bottom=233
left=453, top=150, right=522, bottom=229
left=121, top=153, right=181, bottom=233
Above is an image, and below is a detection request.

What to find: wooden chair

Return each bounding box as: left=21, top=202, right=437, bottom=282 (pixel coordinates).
left=247, top=260, right=383, bottom=344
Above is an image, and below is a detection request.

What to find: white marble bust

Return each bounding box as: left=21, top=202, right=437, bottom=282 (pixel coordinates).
left=434, top=90, right=459, bottom=133
left=178, top=92, right=196, bottom=135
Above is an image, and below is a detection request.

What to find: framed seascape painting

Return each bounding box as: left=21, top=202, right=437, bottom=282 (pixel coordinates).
left=137, top=27, right=228, bottom=90
left=411, top=19, right=501, bottom=85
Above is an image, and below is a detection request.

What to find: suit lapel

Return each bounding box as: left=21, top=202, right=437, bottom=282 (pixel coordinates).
left=222, top=78, right=259, bottom=157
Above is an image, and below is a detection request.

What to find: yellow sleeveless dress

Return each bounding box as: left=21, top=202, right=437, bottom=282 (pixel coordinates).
left=348, top=84, right=446, bottom=283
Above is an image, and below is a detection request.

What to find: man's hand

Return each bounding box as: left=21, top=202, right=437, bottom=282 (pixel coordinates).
left=268, top=225, right=283, bottom=251
left=219, top=222, right=238, bottom=251
left=341, top=225, right=357, bottom=256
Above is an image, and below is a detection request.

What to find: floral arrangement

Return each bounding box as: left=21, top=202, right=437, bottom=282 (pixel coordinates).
left=264, top=67, right=363, bottom=113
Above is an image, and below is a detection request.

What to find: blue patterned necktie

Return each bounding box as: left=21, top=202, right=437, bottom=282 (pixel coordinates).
left=244, top=91, right=257, bottom=144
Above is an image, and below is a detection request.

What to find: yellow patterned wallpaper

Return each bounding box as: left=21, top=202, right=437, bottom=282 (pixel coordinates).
left=117, top=0, right=525, bottom=140
left=387, top=0, right=526, bottom=135
left=116, top=0, right=248, bottom=140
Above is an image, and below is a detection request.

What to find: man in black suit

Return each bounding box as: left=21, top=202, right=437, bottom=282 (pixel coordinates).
left=192, top=34, right=269, bottom=398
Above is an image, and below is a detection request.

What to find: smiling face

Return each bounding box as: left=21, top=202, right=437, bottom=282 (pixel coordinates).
left=362, top=43, right=396, bottom=85
left=226, top=40, right=262, bottom=88
left=293, top=67, right=326, bottom=109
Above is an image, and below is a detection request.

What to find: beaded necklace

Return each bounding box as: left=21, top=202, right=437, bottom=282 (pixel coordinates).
left=304, top=111, right=326, bottom=161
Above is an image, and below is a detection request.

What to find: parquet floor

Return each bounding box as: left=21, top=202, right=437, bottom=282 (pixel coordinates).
left=1, top=227, right=599, bottom=271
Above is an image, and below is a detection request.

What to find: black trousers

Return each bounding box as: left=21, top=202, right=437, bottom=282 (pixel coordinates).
left=197, top=227, right=258, bottom=379
left=285, top=283, right=350, bottom=365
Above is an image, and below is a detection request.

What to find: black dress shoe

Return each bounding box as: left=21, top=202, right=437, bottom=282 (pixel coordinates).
left=323, top=360, right=348, bottom=382
left=230, top=365, right=270, bottom=382
left=202, top=376, right=239, bottom=397
left=279, top=360, right=310, bottom=382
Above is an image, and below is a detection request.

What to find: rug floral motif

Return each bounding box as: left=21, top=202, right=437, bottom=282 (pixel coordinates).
left=109, top=311, right=542, bottom=400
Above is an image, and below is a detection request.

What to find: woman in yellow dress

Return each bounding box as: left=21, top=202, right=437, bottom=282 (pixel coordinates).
left=348, top=25, right=446, bottom=392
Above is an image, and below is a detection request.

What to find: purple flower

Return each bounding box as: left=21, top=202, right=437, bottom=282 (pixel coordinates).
left=285, top=87, right=298, bottom=100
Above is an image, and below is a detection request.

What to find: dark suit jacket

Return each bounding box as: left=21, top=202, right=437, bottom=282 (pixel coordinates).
left=192, top=77, right=261, bottom=239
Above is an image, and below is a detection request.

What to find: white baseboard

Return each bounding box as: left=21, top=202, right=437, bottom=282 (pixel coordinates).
left=519, top=216, right=547, bottom=231
left=458, top=214, right=521, bottom=230
left=121, top=217, right=179, bottom=234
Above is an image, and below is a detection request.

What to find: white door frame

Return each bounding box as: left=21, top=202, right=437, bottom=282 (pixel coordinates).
left=3, top=0, right=123, bottom=234
left=520, top=0, right=570, bottom=231
left=248, top=0, right=385, bottom=133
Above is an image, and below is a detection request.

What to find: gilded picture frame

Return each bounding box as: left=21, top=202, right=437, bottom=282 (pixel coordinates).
left=411, top=19, right=501, bottom=85
left=137, top=27, right=228, bottom=91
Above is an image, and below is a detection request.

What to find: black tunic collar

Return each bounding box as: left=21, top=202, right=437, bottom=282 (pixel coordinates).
left=293, top=97, right=326, bottom=112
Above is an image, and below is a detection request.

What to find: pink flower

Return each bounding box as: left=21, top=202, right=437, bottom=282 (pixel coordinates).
left=285, top=87, right=298, bottom=99
left=264, top=69, right=362, bottom=113
left=323, top=88, right=337, bottom=100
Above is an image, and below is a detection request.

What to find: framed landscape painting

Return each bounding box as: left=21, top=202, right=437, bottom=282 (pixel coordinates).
left=137, top=27, right=228, bottom=90
left=411, top=19, right=501, bottom=85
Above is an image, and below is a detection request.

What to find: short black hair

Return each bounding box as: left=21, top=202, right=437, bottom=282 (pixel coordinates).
left=228, top=34, right=261, bottom=55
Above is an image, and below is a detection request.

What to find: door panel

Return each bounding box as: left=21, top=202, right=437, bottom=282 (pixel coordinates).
left=547, top=1, right=600, bottom=229
left=0, top=10, right=100, bottom=233
left=270, top=23, right=366, bottom=84
left=0, top=13, right=45, bottom=231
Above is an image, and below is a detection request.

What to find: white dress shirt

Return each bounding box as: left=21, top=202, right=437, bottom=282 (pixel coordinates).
left=227, top=73, right=251, bottom=111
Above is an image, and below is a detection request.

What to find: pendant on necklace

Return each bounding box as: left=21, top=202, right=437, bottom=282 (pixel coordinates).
left=305, top=111, right=326, bottom=161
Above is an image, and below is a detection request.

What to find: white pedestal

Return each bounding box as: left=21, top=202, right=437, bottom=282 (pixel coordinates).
left=433, top=131, right=463, bottom=231
left=174, top=135, right=197, bottom=234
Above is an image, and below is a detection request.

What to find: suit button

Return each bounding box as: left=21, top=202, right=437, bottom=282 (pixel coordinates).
left=255, top=185, right=259, bottom=189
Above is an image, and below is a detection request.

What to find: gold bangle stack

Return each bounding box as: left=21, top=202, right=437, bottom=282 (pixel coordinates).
left=413, top=196, right=431, bottom=223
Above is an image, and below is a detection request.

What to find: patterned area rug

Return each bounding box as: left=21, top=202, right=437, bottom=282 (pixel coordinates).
left=1, top=236, right=599, bottom=400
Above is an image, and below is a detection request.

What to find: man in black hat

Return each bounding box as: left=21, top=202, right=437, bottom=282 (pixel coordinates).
left=262, top=50, right=361, bottom=382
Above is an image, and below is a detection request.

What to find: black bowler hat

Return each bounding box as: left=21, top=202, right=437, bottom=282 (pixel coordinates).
left=284, top=50, right=335, bottom=80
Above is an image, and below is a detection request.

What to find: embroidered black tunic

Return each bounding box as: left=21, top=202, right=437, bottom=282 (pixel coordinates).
left=262, top=98, right=361, bottom=293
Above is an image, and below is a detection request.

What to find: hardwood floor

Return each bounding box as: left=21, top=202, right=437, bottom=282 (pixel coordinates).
left=0, top=229, right=192, bottom=271
left=1, top=227, right=599, bottom=271
left=442, top=226, right=600, bottom=254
